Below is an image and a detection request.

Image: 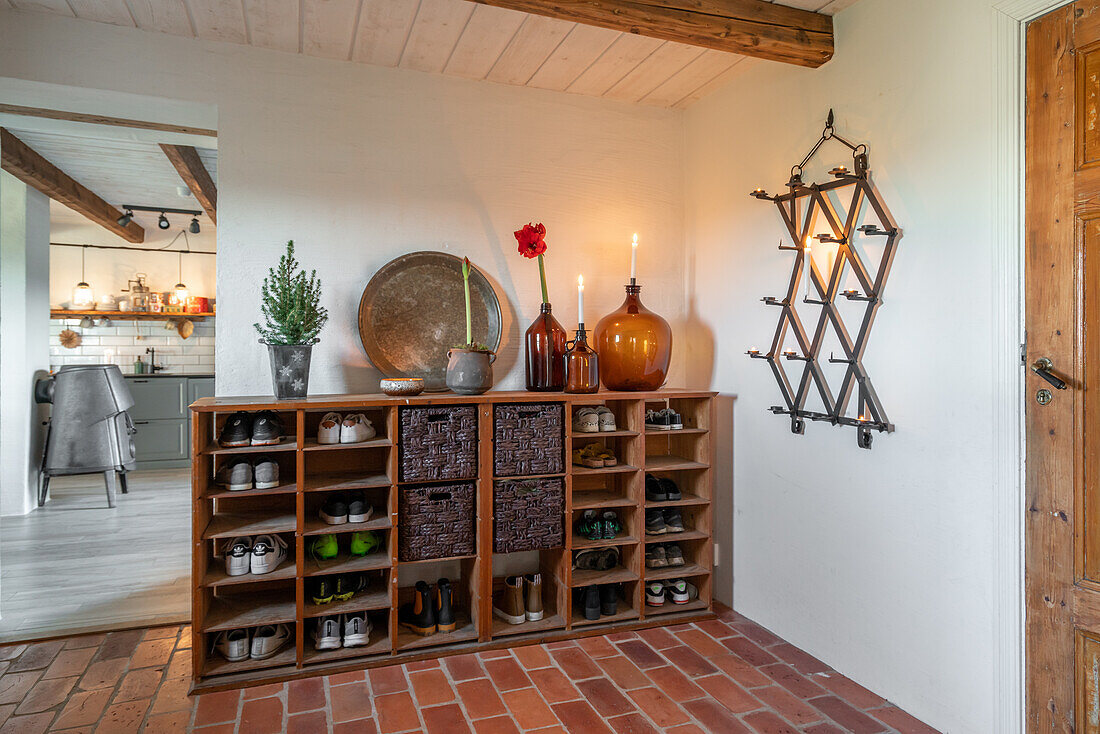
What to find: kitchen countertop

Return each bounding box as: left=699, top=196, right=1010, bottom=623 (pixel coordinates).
left=124, top=373, right=215, bottom=378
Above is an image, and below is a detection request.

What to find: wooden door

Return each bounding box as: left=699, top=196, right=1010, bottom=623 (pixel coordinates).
left=1027, top=3, right=1100, bottom=730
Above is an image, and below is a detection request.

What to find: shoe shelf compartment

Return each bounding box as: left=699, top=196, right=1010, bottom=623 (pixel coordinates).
left=190, top=390, right=715, bottom=692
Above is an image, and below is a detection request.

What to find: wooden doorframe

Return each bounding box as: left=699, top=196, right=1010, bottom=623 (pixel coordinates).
left=1006, top=1, right=1072, bottom=732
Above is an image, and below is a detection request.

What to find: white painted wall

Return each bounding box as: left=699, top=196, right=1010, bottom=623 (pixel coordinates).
left=0, top=170, right=51, bottom=517
left=0, top=11, right=684, bottom=397
left=684, top=1, right=1014, bottom=732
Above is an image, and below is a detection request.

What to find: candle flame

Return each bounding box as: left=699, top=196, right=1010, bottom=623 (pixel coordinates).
left=632, top=233, right=638, bottom=246
left=578, top=274, right=584, bottom=288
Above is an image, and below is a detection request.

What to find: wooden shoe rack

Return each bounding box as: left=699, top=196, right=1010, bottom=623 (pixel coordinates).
left=189, top=389, right=716, bottom=692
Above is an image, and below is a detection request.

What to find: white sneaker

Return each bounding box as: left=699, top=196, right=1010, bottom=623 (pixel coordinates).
left=342, top=613, right=372, bottom=647
left=214, top=629, right=250, bottom=662
left=317, top=412, right=342, bottom=444
left=251, top=624, right=290, bottom=659
left=250, top=534, right=288, bottom=575
left=313, top=616, right=341, bottom=650
left=340, top=414, right=376, bottom=444
left=224, top=537, right=252, bottom=576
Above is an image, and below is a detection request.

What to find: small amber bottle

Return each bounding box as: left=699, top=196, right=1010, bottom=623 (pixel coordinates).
left=564, top=326, right=600, bottom=394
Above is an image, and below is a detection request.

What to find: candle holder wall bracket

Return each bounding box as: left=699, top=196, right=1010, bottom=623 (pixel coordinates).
left=748, top=110, right=900, bottom=449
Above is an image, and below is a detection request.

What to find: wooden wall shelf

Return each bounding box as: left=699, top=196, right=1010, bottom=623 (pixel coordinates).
left=51, top=309, right=214, bottom=321
left=189, top=388, right=716, bottom=692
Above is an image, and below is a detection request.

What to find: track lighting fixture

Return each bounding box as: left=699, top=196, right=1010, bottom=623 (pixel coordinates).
left=120, top=205, right=205, bottom=232
left=116, top=209, right=134, bottom=227
left=158, top=212, right=170, bottom=230
left=189, top=217, right=201, bottom=234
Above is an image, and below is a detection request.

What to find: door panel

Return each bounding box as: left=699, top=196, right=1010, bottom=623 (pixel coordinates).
left=131, top=418, right=188, bottom=462
left=126, top=377, right=187, bottom=420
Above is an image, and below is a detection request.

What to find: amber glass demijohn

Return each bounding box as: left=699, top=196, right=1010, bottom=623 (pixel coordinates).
left=564, top=328, right=600, bottom=394
left=524, top=303, right=568, bottom=391
left=594, top=284, right=672, bottom=391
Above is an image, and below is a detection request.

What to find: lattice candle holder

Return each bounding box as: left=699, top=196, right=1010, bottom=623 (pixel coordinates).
left=747, top=111, right=900, bottom=450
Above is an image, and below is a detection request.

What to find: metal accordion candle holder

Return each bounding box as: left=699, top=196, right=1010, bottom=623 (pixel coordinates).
left=747, top=111, right=900, bottom=450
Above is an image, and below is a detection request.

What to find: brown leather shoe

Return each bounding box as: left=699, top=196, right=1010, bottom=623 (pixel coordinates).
left=524, top=573, right=544, bottom=622
left=493, top=576, right=525, bottom=625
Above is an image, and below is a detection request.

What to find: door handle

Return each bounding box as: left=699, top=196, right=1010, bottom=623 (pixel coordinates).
left=1031, top=357, right=1068, bottom=390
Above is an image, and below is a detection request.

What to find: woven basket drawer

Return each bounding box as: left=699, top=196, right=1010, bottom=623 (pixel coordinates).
left=493, top=478, right=565, bottom=553
left=493, top=403, right=565, bottom=477
left=398, top=482, right=476, bottom=562
left=398, top=405, right=478, bottom=482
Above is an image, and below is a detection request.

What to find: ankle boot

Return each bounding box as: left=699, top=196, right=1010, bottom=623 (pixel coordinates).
left=578, top=585, right=600, bottom=621
left=493, top=576, right=526, bottom=625
left=435, top=578, right=456, bottom=633
left=599, top=583, right=619, bottom=616
left=524, top=573, right=544, bottom=621
left=399, top=580, right=436, bottom=636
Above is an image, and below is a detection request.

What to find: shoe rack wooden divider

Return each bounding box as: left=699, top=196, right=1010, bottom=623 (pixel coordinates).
left=190, top=389, right=717, bottom=692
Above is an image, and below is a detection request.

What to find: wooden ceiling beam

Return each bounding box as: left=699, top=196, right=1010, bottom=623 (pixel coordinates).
left=0, top=128, right=145, bottom=243
left=468, top=0, right=833, bottom=67
left=160, top=144, right=217, bottom=225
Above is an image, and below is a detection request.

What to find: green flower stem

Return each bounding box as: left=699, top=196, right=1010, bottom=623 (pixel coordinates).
left=463, top=260, right=473, bottom=346
left=537, top=253, right=549, bottom=304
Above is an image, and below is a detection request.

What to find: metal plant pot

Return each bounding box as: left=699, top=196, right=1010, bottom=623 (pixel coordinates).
left=265, top=342, right=313, bottom=399
left=446, top=348, right=495, bottom=395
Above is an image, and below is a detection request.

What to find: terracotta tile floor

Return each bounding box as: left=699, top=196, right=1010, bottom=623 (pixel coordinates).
left=0, top=605, right=940, bottom=733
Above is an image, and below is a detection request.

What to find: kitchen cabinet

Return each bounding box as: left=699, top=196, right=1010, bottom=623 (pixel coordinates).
left=125, top=375, right=214, bottom=469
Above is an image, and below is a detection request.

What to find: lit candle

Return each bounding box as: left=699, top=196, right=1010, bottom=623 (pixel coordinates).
left=630, top=233, right=638, bottom=281
left=577, top=274, right=585, bottom=325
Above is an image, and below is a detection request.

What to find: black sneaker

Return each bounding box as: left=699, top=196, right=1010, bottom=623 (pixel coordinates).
left=664, top=408, right=684, bottom=430
left=645, top=410, right=670, bottom=431
left=598, top=547, right=620, bottom=570
left=399, top=580, right=437, bottom=636
left=251, top=411, right=284, bottom=446
left=575, top=510, right=602, bottom=541
left=645, top=473, right=667, bottom=502
left=311, top=577, right=335, bottom=605
left=600, top=511, right=621, bottom=540
left=334, top=574, right=367, bottom=602
left=659, top=477, right=682, bottom=501
left=578, top=585, right=600, bottom=620
left=320, top=495, right=349, bottom=525
left=436, top=578, right=456, bottom=633
left=664, top=509, right=684, bottom=533
left=347, top=492, right=371, bottom=523
left=599, top=584, right=620, bottom=616
left=665, top=543, right=685, bottom=566
left=645, top=509, right=666, bottom=535
left=218, top=412, right=253, bottom=447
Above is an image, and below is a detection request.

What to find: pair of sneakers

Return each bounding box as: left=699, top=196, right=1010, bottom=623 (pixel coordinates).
left=215, top=456, right=279, bottom=491
left=577, top=583, right=620, bottom=620
left=573, top=546, right=620, bottom=571
left=645, top=508, right=684, bottom=535
left=573, top=406, right=617, bottom=433
left=645, top=408, right=684, bottom=431
left=311, top=574, right=368, bottom=605
left=309, top=531, right=382, bottom=561
left=214, top=624, right=291, bottom=661
left=317, top=412, right=376, bottom=444
left=218, top=411, right=283, bottom=447
left=224, top=535, right=288, bottom=576
left=646, top=578, right=698, bottom=606
left=646, top=543, right=685, bottom=568
left=313, top=614, right=372, bottom=650
left=645, top=474, right=682, bottom=502
left=575, top=510, right=621, bottom=541
left=319, top=492, right=373, bottom=525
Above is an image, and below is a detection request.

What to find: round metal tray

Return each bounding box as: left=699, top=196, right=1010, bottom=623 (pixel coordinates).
left=358, top=251, right=502, bottom=391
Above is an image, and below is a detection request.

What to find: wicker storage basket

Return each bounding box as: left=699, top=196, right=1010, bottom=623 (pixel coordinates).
left=398, top=405, right=478, bottom=482
left=493, top=402, right=565, bottom=477
left=398, top=482, right=476, bottom=561
left=493, top=477, right=565, bottom=553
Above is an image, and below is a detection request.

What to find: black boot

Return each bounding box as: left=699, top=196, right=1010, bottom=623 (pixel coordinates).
left=436, top=578, right=456, bottom=633
left=578, top=585, right=600, bottom=621
left=399, top=580, right=436, bottom=636
left=599, top=583, right=619, bottom=616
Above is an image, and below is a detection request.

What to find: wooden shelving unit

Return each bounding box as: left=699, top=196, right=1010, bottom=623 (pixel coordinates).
left=190, top=389, right=715, bottom=692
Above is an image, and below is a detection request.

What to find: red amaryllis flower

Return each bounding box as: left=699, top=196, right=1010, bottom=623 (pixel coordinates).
left=514, top=223, right=547, bottom=259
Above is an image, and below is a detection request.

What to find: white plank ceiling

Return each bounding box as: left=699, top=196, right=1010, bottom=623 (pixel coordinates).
left=1, top=0, right=859, bottom=109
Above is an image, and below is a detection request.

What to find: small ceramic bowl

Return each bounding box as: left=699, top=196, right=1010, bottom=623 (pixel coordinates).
left=380, top=377, right=425, bottom=396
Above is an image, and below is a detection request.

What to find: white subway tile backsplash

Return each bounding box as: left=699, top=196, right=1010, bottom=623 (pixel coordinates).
left=49, top=318, right=216, bottom=373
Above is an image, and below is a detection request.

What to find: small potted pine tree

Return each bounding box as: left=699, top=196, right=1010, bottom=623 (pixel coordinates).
left=254, top=241, right=329, bottom=399
left=446, top=257, right=495, bottom=395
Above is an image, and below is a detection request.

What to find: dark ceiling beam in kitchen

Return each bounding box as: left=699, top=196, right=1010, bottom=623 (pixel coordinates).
left=160, top=144, right=217, bottom=225
left=468, top=0, right=833, bottom=67
left=0, top=127, right=145, bottom=243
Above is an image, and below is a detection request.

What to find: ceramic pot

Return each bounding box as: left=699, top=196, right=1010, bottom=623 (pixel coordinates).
left=446, top=348, right=495, bottom=395
left=265, top=342, right=313, bottom=399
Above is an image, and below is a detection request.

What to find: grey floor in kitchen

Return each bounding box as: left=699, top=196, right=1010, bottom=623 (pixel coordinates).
left=0, top=469, right=190, bottom=643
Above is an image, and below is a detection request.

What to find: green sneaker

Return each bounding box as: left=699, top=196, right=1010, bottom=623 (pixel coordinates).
left=600, top=511, right=621, bottom=540
left=310, top=534, right=338, bottom=561
left=349, top=531, right=381, bottom=557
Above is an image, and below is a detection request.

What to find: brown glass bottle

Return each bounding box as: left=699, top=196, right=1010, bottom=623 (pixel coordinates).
left=564, top=328, right=599, bottom=394
left=524, top=303, right=567, bottom=391
left=593, top=284, right=672, bottom=391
